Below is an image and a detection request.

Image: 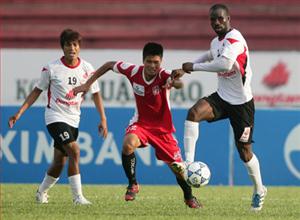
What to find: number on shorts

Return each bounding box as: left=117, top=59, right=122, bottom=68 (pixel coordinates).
left=59, top=131, right=70, bottom=141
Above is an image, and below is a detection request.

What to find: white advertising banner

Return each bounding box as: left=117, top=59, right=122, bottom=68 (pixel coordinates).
left=251, top=52, right=300, bottom=108
left=1, top=49, right=300, bottom=108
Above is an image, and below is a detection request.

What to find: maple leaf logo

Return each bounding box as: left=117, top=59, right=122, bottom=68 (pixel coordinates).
left=263, top=62, right=290, bottom=89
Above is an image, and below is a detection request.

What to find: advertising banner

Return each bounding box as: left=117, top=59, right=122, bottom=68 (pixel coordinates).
left=1, top=107, right=299, bottom=185
left=2, top=49, right=300, bottom=108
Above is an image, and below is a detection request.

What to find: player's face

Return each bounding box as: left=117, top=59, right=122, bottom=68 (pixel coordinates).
left=143, top=55, right=162, bottom=79
left=210, top=8, right=230, bottom=36
left=63, top=40, right=80, bottom=63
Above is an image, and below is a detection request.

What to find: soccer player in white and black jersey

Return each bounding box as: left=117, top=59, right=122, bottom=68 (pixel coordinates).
left=72, top=42, right=202, bottom=208
left=8, top=29, right=108, bottom=205
left=172, top=4, right=267, bottom=211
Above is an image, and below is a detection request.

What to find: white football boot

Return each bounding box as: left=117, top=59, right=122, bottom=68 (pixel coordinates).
left=36, top=191, right=49, bottom=204
left=73, top=195, right=92, bottom=205
left=250, top=186, right=267, bottom=211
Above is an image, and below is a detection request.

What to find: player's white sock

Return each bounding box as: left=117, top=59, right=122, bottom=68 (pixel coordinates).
left=69, top=174, right=83, bottom=198
left=184, top=120, right=199, bottom=163
left=38, top=173, right=59, bottom=193
left=244, top=153, right=264, bottom=194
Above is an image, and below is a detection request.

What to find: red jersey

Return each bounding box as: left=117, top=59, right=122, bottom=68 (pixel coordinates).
left=113, top=61, right=175, bottom=134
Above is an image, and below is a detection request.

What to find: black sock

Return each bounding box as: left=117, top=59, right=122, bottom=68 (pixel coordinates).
left=176, top=177, right=193, bottom=200
left=122, top=152, right=137, bottom=185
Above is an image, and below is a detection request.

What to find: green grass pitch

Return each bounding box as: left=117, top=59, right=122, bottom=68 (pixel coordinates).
left=1, top=184, right=300, bottom=220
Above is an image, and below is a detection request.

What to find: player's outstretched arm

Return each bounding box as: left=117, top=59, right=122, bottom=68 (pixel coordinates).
left=73, top=61, right=116, bottom=96
left=191, top=56, right=234, bottom=73
left=8, top=87, right=43, bottom=128
left=182, top=50, right=213, bottom=74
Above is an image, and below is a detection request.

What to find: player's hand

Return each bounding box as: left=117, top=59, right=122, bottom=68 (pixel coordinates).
left=162, top=77, right=174, bottom=89
left=171, top=69, right=188, bottom=80
left=98, top=119, right=108, bottom=138
left=73, top=84, right=89, bottom=96
left=182, top=62, right=194, bottom=73
left=8, top=115, right=18, bottom=128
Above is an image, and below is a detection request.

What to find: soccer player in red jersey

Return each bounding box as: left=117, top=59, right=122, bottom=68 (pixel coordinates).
left=172, top=4, right=267, bottom=211
left=8, top=29, right=108, bottom=205
left=72, top=42, right=201, bottom=208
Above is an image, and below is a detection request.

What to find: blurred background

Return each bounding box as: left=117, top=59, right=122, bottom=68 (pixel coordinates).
left=1, top=0, right=300, bottom=186
left=2, top=0, right=300, bottom=49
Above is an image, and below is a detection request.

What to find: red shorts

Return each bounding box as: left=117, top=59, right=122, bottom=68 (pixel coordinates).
left=125, top=123, right=183, bottom=164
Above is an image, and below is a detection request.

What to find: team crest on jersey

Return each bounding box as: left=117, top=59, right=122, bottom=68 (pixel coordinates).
left=217, top=46, right=224, bottom=57
left=133, top=82, right=145, bottom=96
left=152, top=85, right=160, bottom=95
left=83, top=72, right=89, bottom=79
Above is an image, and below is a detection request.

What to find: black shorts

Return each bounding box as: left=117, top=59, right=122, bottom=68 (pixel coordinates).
left=46, top=122, right=78, bottom=155
left=203, top=92, right=254, bottom=144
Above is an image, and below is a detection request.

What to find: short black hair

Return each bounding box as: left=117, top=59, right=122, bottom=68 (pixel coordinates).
left=60, top=29, right=82, bottom=48
left=209, top=4, right=230, bottom=16
left=143, top=42, right=163, bottom=60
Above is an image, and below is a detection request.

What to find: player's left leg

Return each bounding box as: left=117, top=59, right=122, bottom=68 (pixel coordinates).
left=230, top=98, right=266, bottom=211
left=237, top=142, right=267, bottom=211
left=122, top=133, right=142, bottom=201
left=169, top=166, right=203, bottom=209
left=152, top=132, right=202, bottom=208
left=36, top=148, right=66, bottom=204
left=63, top=141, right=91, bottom=205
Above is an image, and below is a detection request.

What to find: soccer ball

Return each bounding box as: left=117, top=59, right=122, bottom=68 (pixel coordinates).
left=184, top=161, right=211, bottom=188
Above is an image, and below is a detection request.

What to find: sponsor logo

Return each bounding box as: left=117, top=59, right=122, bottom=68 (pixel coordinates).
left=133, top=82, right=145, bottom=96
left=254, top=61, right=300, bottom=107
left=239, top=127, right=250, bottom=143
left=126, top=125, right=137, bottom=132
left=55, top=97, right=79, bottom=106
left=120, top=62, right=132, bottom=70
left=65, top=90, right=75, bottom=99
left=254, top=95, right=300, bottom=107
left=173, top=151, right=182, bottom=161
left=263, top=61, right=289, bottom=89
left=284, top=124, right=300, bottom=179
left=217, top=71, right=236, bottom=78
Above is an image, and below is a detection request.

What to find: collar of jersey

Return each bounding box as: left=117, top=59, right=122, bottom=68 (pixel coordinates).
left=60, top=56, right=81, bottom=69
left=142, top=68, right=158, bottom=85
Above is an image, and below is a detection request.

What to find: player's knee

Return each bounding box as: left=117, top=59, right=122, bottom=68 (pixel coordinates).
left=239, top=153, right=252, bottom=162
left=52, top=162, right=65, bottom=170
left=64, top=142, right=80, bottom=159
left=53, top=160, right=66, bottom=169
left=122, top=143, right=135, bottom=155
left=122, top=134, right=139, bottom=155
left=237, top=143, right=253, bottom=162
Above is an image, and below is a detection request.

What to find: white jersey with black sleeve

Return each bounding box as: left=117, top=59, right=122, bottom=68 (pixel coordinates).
left=210, top=28, right=253, bottom=105
left=36, top=57, right=100, bottom=128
